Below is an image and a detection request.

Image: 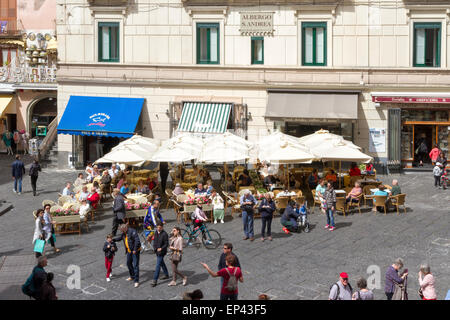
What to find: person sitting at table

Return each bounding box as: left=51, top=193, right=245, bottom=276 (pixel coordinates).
left=390, top=180, right=401, bottom=196
left=365, top=163, right=374, bottom=175
left=79, top=199, right=90, bottom=221
left=194, top=183, right=207, bottom=195
left=136, top=180, right=150, bottom=195
left=237, top=169, right=253, bottom=188
left=346, top=182, right=362, bottom=204
left=87, top=187, right=100, bottom=210
left=120, top=182, right=130, bottom=195
left=62, top=182, right=75, bottom=197
left=74, top=173, right=86, bottom=188
left=349, top=163, right=361, bottom=177
left=116, top=172, right=126, bottom=190
left=92, top=165, right=100, bottom=180
left=78, top=185, right=90, bottom=201
left=205, top=180, right=213, bottom=196
left=108, top=164, right=119, bottom=180
left=308, top=169, right=319, bottom=189
left=148, top=176, right=159, bottom=192
left=85, top=161, right=94, bottom=183
left=315, top=179, right=327, bottom=213
left=172, top=183, right=185, bottom=196
left=373, top=185, right=390, bottom=212
left=325, top=170, right=337, bottom=184
left=100, top=170, right=112, bottom=194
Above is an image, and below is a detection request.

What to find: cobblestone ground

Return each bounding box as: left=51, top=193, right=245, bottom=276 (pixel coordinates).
left=0, top=154, right=449, bottom=300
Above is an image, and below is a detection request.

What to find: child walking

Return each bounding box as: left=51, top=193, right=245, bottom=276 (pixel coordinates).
left=433, top=162, right=442, bottom=188
left=103, top=234, right=117, bottom=282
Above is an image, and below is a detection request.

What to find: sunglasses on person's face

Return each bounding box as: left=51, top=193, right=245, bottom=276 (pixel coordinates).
left=223, top=247, right=230, bottom=250
left=342, top=278, right=348, bottom=281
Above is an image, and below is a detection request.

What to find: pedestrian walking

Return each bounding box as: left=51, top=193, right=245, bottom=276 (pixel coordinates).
left=433, top=162, right=443, bottom=188
left=2, top=130, right=13, bottom=155
left=201, top=254, right=243, bottom=301
left=32, top=209, right=45, bottom=258
left=323, top=182, right=337, bottom=231
left=210, top=189, right=225, bottom=224
left=385, top=258, right=408, bottom=300
left=12, top=154, right=25, bottom=195
left=352, top=277, right=374, bottom=300
left=103, top=234, right=117, bottom=282
left=329, top=272, right=353, bottom=300
left=113, top=224, right=141, bottom=288
left=151, top=222, right=170, bottom=287
left=218, top=243, right=241, bottom=270
left=20, top=130, right=29, bottom=155
left=112, top=188, right=126, bottom=236
left=159, top=161, right=169, bottom=194
left=22, top=256, right=48, bottom=300
left=418, top=263, right=437, bottom=300
left=240, top=190, right=257, bottom=241
left=415, top=134, right=428, bottom=167
left=42, top=204, right=61, bottom=253
left=29, top=159, right=41, bottom=196
left=168, top=226, right=187, bottom=286
left=429, top=145, right=440, bottom=165
left=40, top=272, right=57, bottom=300
left=259, top=193, right=276, bottom=241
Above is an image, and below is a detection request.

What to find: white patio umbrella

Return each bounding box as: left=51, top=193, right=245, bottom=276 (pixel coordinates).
left=95, top=145, right=152, bottom=166
left=309, top=139, right=373, bottom=163
left=256, top=131, right=315, bottom=164
left=198, top=132, right=252, bottom=164
left=151, top=133, right=202, bottom=163
left=112, top=134, right=160, bottom=153
left=299, top=129, right=361, bottom=150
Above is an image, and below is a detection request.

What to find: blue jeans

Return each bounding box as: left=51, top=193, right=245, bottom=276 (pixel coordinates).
left=14, top=177, right=22, bottom=193
left=242, top=211, right=254, bottom=238
left=153, top=254, right=169, bottom=281
left=126, top=252, right=140, bottom=283
left=326, top=208, right=335, bottom=227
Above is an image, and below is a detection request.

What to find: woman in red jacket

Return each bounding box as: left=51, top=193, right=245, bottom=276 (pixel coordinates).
left=429, top=145, right=440, bottom=165
left=87, top=187, right=100, bottom=209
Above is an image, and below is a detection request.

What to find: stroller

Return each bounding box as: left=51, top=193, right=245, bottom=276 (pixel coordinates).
left=296, top=202, right=310, bottom=233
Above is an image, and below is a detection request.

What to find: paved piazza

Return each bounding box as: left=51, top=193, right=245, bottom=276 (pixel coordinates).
left=0, top=154, right=449, bottom=300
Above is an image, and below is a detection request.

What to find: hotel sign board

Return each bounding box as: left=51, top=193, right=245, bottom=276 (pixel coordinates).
left=240, top=12, right=274, bottom=36
left=372, top=96, right=450, bottom=104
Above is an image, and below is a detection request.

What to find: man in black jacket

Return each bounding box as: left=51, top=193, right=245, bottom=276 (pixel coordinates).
left=113, top=224, right=141, bottom=288
left=12, top=154, right=25, bottom=195
left=112, top=188, right=126, bottom=236
left=151, top=222, right=169, bottom=287
left=280, top=200, right=301, bottom=232
left=218, top=242, right=241, bottom=270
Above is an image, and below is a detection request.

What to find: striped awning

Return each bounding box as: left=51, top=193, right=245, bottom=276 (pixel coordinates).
left=177, top=102, right=232, bottom=133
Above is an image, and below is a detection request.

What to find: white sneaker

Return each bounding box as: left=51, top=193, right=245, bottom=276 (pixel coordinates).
left=13, top=189, right=16, bottom=193
left=214, top=220, right=217, bottom=224
left=134, top=282, right=139, bottom=288
left=110, top=272, right=112, bottom=278
left=106, top=277, right=111, bottom=282
left=220, top=220, right=224, bottom=223
left=17, top=192, right=21, bottom=195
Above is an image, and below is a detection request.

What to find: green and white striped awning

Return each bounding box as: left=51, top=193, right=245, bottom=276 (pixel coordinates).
left=177, top=102, right=232, bottom=133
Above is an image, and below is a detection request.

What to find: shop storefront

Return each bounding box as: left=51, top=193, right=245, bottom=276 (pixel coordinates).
left=57, top=96, right=145, bottom=168
left=266, top=90, right=359, bottom=142
left=374, top=94, right=450, bottom=168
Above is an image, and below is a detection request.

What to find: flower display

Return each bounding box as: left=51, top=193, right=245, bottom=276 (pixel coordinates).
left=52, top=208, right=79, bottom=217
left=125, top=202, right=151, bottom=211
left=184, top=196, right=211, bottom=205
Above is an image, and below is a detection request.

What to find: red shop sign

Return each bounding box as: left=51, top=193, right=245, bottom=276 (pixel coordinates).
left=372, top=96, right=450, bottom=103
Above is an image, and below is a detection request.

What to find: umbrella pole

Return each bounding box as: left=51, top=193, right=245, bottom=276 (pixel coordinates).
left=339, top=161, right=342, bottom=189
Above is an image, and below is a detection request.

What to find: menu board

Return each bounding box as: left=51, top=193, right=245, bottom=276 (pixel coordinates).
left=369, top=128, right=386, bottom=153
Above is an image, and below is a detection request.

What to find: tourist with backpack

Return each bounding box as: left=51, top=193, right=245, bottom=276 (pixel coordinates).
left=201, top=254, right=243, bottom=300
left=22, top=256, right=48, bottom=300
left=352, top=277, right=374, bottom=300
left=329, top=272, right=353, bottom=300
left=29, top=159, right=41, bottom=196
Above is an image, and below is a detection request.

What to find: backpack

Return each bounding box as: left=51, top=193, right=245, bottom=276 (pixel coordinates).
left=22, top=267, right=38, bottom=297
left=330, top=282, right=353, bottom=300
left=225, top=267, right=238, bottom=292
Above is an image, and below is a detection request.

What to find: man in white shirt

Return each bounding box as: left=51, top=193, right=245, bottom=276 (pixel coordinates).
left=108, top=164, right=119, bottom=179
left=78, top=186, right=89, bottom=201
left=62, top=182, right=74, bottom=197
left=79, top=199, right=90, bottom=221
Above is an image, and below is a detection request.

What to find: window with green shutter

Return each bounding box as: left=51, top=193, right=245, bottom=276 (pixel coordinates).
left=251, top=37, right=264, bottom=64
left=413, top=22, right=441, bottom=67
left=98, top=22, right=120, bottom=63
left=196, top=23, right=220, bottom=64
left=302, top=22, right=327, bottom=66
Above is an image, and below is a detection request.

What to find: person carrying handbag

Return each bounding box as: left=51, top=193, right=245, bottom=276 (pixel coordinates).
left=168, top=226, right=187, bottom=287
left=33, top=209, right=46, bottom=258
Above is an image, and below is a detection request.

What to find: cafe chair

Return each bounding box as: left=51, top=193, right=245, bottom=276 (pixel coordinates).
left=347, top=194, right=363, bottom=215
left=335, top=197, right=347, bottom=217
left=311, top=190, right=322, bottom=213
left=165, top=188, right=174, bottom=209
left=223, top=191, right=240, bottom=218
left=373, top=195, right=388, bottom=215
left=42, top=199, right=56, bottom=207
left=390, top=194, right=407, bottom=215
left=363, top=185, right=375, bottom=206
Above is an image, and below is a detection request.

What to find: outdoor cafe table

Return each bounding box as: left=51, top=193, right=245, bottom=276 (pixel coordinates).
left=126, top=193, right=149, bottom=203
left=370, top=188, right=392, bottom=195
left=357, top=179, right=382, bottom=186
left=335, top=190, right=346, bottom=196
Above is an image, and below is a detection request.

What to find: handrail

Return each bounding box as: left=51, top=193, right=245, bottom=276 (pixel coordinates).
left=38, top=117, right=58, bottom=160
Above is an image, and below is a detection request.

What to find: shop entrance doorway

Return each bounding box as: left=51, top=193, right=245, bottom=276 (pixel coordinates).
left=413, top=125, right=435, bottom=166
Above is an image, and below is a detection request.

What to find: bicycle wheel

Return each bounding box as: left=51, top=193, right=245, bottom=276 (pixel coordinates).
left=180, top=228, right=192, bottom=248
left=201, top=229, right=221, bottom=249
left=139, top=232, right=150, bottom=252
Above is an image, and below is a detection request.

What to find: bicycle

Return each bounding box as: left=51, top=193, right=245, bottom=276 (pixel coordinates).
left=180, top=222, right=222, bottom=249
left=139, top=226, right=156, bottom=253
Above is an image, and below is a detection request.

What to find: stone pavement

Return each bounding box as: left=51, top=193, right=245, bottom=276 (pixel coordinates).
left=0, top=154, right=449, bottom=300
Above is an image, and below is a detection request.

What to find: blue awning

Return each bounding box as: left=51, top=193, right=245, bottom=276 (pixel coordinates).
left=57, top=96, right=144, bottom=138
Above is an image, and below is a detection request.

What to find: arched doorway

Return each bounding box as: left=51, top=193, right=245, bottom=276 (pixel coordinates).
left=27, top=96, right=57, bottom=138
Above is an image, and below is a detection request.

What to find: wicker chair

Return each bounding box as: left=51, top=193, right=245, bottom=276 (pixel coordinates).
left=373, top=195, right=388, bottom=215
left=363, top=185, right=375, bottom=206
left=165, top=188, right=174, bottom=209
left=275, top=197, right=289, bottom=213
left=222, top=191, right=240, bottom=218
left=58, top=196, right=73, bottom=207
left=42, top=200, right=56, bottom=207
left=347, top=193, right=363, bottom=215
left=49, top=205, right=63, bottom=213
left=311, top=190, right=322, bottom=213
left=335, top=197, right=347, bottom=216
left=390, top=194, right=406, bottom=215
left=171, top=199, right=185, bottom=223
